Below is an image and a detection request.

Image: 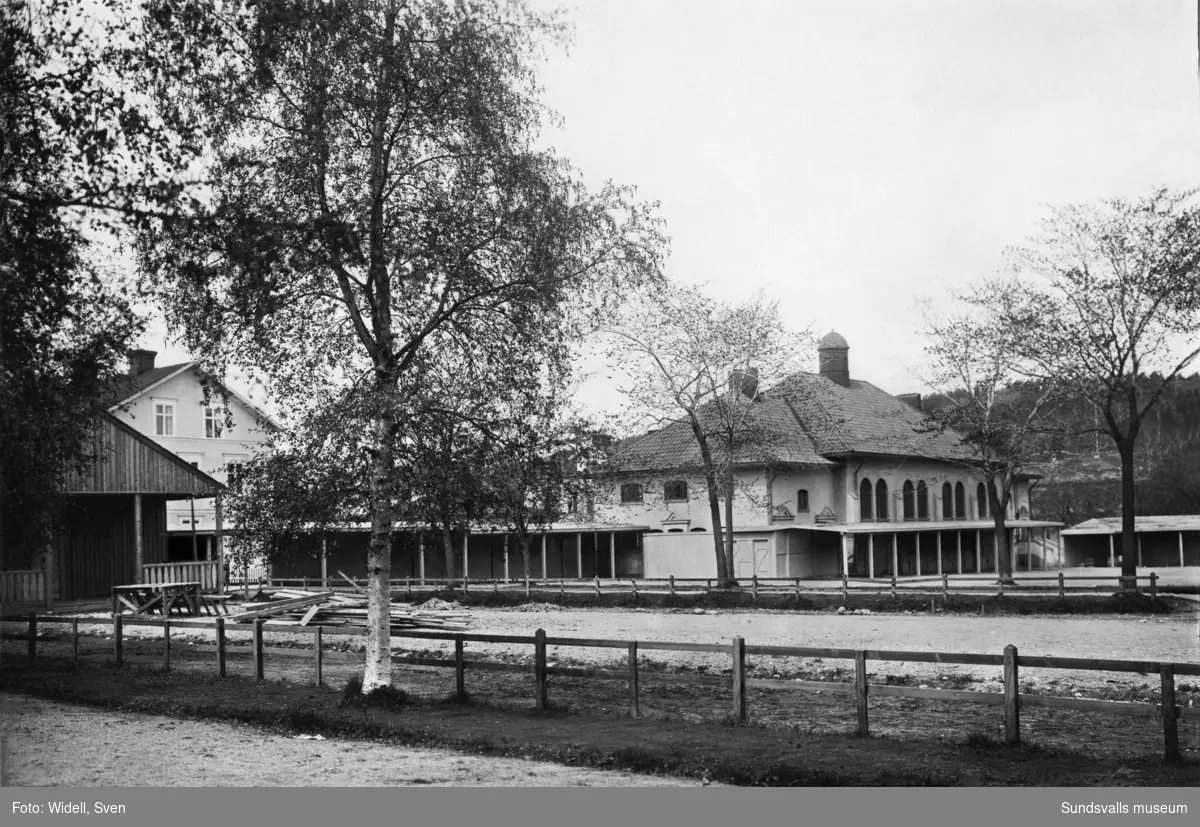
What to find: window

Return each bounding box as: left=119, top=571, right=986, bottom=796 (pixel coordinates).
left=977, top=482, right=989, bottom=519
left=620, top=483, right=643, bottom=504
left=663, top=480, right=688, bottom=502
left=204, top=406, right=223, bottom=439
left=797, top=489, right=809, bottom=512
left=941, top=482, right=953, bottom=519
left=954, top=482, right=966, bottom=519
left=178, top=452, right=203, bottom=469
left=902, top=480, right=915, bottom=521
left=223, top=454, right=247, bottom=488
left=916, top=481, right=929, bottom=520
left=153, top=400, right=175, bottom=436
left=859, top=478, right=874, bottom=520
left=875, top=479, right=889, bottom=521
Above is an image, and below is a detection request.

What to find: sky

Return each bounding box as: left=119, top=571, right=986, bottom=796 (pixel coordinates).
left=143, top=0, right=1200, bottom=414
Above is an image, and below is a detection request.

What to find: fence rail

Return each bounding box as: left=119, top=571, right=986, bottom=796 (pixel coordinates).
left=142, top=561, right=220, bottom=591
left=0, top=569, right=47, bottom=607
left=5, top=612, right=1195, bottom=763
left=257, top=570, right=1177, bottom=601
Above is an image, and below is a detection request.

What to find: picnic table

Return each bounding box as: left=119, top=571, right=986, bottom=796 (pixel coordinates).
left=111, top=581, right=203, bottom=617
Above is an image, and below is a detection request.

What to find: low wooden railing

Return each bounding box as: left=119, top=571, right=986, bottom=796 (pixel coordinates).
left=142, top=561, right=220, bottom=591
left=6, top=613, right=1195, bottom=764
left=0, top=569, right=47, bottom=608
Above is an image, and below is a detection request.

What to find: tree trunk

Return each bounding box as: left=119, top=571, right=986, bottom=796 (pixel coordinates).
left=990, top=480, right=1015, bottom=583
left=723, top=476, right=738, bottom=586
left=691, top=425, right=732, bottom=586
left=519, top=534, right=532, bottom=579
left=362, top=408, right=395, bottom=692
left=1118, top=438, right=1139, bottom=590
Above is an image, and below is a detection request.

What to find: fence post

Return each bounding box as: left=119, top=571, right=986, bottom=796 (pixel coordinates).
left=1058, top=572, right=1065, bottom=600
left=162, top=619, right=171, bottom=672
left=842, top=574, right=848, bottom=600
left=113, top=614, right=124, bottom=667
left=731, top=636, right=746, bottom=724
left=855, top=650, right=869, bottom=737
left=1160, top=664, right=1180, bottom=764
left=253, top=618, right=265, bottom=681
left=216, top=617, right=227, bottom=678
left=1149, top=572, right=1157, bottom=600
left=314, top=626, right=323, bottom=687
left=534, top=628, right=547, bottom=710
left=71, top=617, right=79, bottom=664
left=525, top=575, right=531, bottom=601
left=628, top=641, right=639, bottom=718
left=594, top=576, right=601, bottom=598
left=669, top=575, right=675, bottom=596
left=1003, top=644, right=1019, bottom=746
left=942, top=573, right=949, bottom=599
left=455, top=635, right=466, bottom=700
left=27, top=614, right=36, bottom=665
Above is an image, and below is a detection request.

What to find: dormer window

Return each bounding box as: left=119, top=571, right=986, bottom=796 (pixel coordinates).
left=663, top=480, right=688, bottom=502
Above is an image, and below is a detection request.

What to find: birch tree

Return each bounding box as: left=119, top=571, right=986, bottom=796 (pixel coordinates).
left=990, top=189, right=1200, bottom=589
left=137, top=0, right=664, bottom=690
left=605, top=283, right=809, bottom=587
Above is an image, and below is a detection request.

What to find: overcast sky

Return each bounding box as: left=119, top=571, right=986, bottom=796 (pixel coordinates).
left=146, top=0, right=1200, bottom=412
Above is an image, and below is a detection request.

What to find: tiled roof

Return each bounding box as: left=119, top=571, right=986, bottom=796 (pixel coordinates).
left=105, top=362, right=195, bottom=407
left=610, top=370, right=975, bottom=473
left=1062, top=515, right=1200, bottom=534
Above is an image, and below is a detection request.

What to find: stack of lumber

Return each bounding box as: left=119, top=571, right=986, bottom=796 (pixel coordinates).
left=226, top=589, right=472, bottom=631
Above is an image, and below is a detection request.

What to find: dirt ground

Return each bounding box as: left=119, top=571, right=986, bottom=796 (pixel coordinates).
left=0, top=694, right=701, bottom=787
left=2, top=604, right=1198, bottom=786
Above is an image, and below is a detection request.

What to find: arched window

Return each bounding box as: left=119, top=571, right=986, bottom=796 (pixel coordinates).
left=860, top=478, right=874, bottom=520
left=954, top=482, right=966, bottom=519
left=976, top=482, right=989, bottom=519
left=916, top=481, right=929, bottom=520
left=663, top=480, right=688, bottom=502
left=942, top=482, right=953, bottom=519
left=902, top=480, right=915, bottom=521
left=875, top=479, right=890, bottom=520
left=797, top=489, right=810, bottom=512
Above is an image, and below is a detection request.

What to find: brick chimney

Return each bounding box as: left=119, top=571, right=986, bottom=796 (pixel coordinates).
left=896, top=393, right=923, bottom=411
left=128, top=349, right=157, bottom=377
left=817, top=331, right=850, bottom=387
left=728, top=367, right=759, bottom=399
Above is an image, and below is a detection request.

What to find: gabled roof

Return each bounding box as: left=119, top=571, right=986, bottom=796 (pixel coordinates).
left=108, top=362, right=283, bottom=432
left=609, top=370, right=975, bottom=474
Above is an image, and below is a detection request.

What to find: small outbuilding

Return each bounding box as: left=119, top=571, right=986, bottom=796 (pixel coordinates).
left=1060, top=516, right=1200, bottom=568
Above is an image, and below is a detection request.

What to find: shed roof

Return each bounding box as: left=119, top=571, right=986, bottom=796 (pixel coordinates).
left=1061, top=516, right=1200, bottom=535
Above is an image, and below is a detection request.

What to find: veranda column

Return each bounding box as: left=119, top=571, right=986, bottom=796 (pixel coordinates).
left=956, top=530, right=963, bottom=574
left=462, top=531, right=469, bottom=581
left=1137, top=534, right=1143, bottom=568
left=214, top=495, right=225, bottom=592
left=915, top=533, right=922, bottom=577
left=418, top=535, right=425, bottom=585
left=841, top=534, right=851, bottom=578
left=1109, top=534, right=1115, bottom=568
left=541, top=533, right=548, bottom=578
left=891, top=533, right=898, bottom=578
left=1180, top=531, right=1186, bottom=568
left=503, top=535, right=510, bottom=581
left=576, top=532, right=583, bottom=579
left=868, top=533, right=876, bottom=579
left=321, top=535, right=328, bottom=588
left=609, top=532, right=617, bottom=579
left=134, top=494, right=144, bottom=584
left=936, top=532, right=943, bottom=576
left=975, top=529, right=981, bottom=574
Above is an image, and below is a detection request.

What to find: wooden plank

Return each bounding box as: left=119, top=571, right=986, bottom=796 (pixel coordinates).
left=869, top=684, right=1006, bottom=705
left=337, top=571, right=366, bottom=594
left=745, top=678, right=855, bottom=694
left=546, top=665, right=629, bottom=680
left=1017, top=655, right=1200, bottom=676
left=224, top=593, right=332, bottom=622
left=298, top=605, right=321, bottom=627
left=1017, top=693, right=1183, bottom=718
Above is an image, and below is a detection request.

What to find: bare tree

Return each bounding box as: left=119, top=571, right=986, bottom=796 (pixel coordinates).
left=989, top=189, right=1200, bottom=589
left=605, top=282, right=810, bottom=587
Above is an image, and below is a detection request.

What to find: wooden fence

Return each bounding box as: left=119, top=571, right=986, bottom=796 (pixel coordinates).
left=0, top=570, right=47, bottom=608
left=6, top=612, right=1195, bottom=763
left=143, top=561, right=220, bottom=591
left=261, top=571, right=1177, bottom=601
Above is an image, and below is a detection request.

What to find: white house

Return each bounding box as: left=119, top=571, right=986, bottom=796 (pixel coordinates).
left=108, top=349, right=278, bottom=562
left=601, top=332, right=1063, bottom=580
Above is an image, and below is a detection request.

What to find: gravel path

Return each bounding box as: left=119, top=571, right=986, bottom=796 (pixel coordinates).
left=0, top=695, right=702, bottom=787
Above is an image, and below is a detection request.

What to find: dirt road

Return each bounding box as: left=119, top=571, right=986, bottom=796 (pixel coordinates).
left=0, top=695, right=701, bottom=787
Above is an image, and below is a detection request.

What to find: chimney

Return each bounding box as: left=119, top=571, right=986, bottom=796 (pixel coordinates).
left=817, top=331, right=850, bottom=387
left=896, top=393, right=923, bottom=411
left=128, top=349, right=157, bottom=377
left=728, top=367, right=759, bottom=399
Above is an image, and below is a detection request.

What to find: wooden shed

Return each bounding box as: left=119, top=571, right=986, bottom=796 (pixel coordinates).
left=52, top=413, right=225, bottom=600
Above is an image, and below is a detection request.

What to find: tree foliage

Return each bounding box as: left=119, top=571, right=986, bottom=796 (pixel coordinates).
left=136, top=0, right=664, bottom=689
